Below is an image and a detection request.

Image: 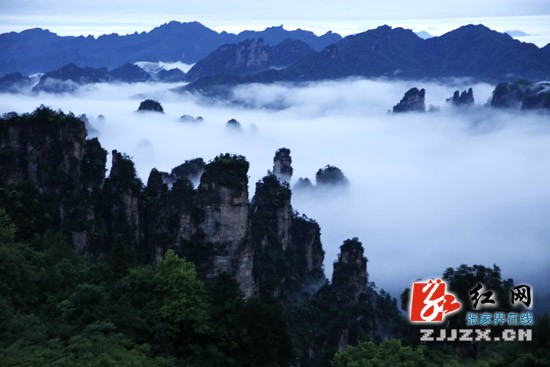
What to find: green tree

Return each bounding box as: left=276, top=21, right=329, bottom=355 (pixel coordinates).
left=208, top=273, right=249, bottom=364
left=0, top=322, right=175, bottom=367
left=242, top=298, right=294, bottom=366
left=157, top=249, right=211, bottom=358
left=332, top=339, right=427, bottom=367
left=0, top=208, right=16, bottom=243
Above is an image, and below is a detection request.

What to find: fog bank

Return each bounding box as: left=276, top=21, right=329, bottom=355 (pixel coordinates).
left=1, top=78, right=549, bottom=299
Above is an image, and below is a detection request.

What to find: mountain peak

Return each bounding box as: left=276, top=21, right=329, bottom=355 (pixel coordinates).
left=445, top=23, right=497, bottom=36
left=156, top=20, right=209, bottom=30
left=20, top=27, right=51, bottom=34
left=14, top=28, right=58, bottom=38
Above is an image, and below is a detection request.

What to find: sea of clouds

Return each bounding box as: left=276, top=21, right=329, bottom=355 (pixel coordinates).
left=1, top=78, right=549, bottom=301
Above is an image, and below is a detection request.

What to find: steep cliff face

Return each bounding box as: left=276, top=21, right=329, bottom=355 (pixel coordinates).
left=332, top=238, right=368, bottom=304
left=0, top=107, right=107, bottom=249
left=329, top=238, right=370, bottom=352
left=141, top=168, right=195, bottom=262
left=102, top=150, right=142, bottom=251
left=290, top=216, right=324, bottom=277
left=139, top=154, right=324, bottom=300
left=140, top=159, right=206, bottom=262
left=251, top=175, right=292, bottom=300
left=0, top=107, right=87, bottom=189
left=272, top=147, right=293, bottom=183
left=490, top=80, right=550, bottom=110
left=138, top=155, right=256, bottom=296
left=140, top=153, right=326, bottom=301
left=393, top=87, right=426, bottom=112
left=197, top=154, right=249, bottom=243
left=251, top=174, right=325, bottom=302
left=0, top=109, right=326, bottom=303
left=289, top=238, right=376, bottom=366
left=447, top=88, right=474, bottom=107
left=168, top=158, right=205, bottom=185
left=185, top=38, right=313, bottom=81
left=195, top=154, right=256, bottom=296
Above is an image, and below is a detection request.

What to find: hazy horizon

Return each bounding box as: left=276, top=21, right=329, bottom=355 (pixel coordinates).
left=0, top=9, right=549, bottom=47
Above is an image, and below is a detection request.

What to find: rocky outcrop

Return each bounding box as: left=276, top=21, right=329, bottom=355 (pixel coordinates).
left=139, top=155, right=325, bottom=300
left=0, top=108, right=326, bottom=302
left=293, top=165, right=349, bottom=195
left=490, top=80, right=550, bottom=111
left=103, top=150, right=142, bottom=249
left=110, top=63, right=151, bottom=83
left=269, top=38, right=315, bottom=66
left=33, top=63, right=110, bottom=93
left=251, top=175, right=292, bottom=299
left=195, top=155, right=253, bottom=291
left=137, top=99, right=164, bottom=113
left=185, top=38, right=313, bottom=81
left=289, top=238, right=380, bottom=365
left=0, top=107, right=107, bottom=249
left=272, top=147, right=293, bottom=183
left=447, top=88, right=474, bottom=107
left=168, top=158, right=205, bottom=185
left=141, top=168, right=196, bottom=263
left=251, top=174, right=325, bottom=302
left=290, top=215, right=324, bottom=282
left=522, top=91, right=550, bottom=110
left=0, top=107, right=86, bottom=188
left=332, top=238, right=368, bottom=304
left=392, top=87, right=426, bottom=112
left=226, top=118, right=242, bottom=130
left=316, top=165, right=350, bottom=188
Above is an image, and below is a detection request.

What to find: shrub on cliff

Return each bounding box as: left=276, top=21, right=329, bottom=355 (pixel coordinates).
left=200, top=153, right=249, bottom=191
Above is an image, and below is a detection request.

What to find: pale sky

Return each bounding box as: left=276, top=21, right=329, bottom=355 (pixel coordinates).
left=0, top=1, right=548, bottom=33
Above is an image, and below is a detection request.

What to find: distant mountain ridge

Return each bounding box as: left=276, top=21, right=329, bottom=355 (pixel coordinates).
left=185, top=24, right=550, bottom=94
left=2, top=22, right=549, bottom=95
left=29, top=62, right=185, bottom=93
left=277, top=24, right=550, bottom=80
left=0, top=21, right=342, bottom=75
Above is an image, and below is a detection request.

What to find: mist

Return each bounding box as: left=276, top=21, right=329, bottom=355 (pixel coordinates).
left=1, top=78, right=549, bottom=299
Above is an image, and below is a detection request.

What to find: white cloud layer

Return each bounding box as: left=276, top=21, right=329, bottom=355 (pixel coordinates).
left=1, top=78, right=549, bottom=299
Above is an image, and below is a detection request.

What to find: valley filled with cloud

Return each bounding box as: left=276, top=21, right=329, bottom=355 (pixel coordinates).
left=2, top=78, right=548, bottom=297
